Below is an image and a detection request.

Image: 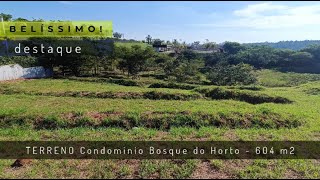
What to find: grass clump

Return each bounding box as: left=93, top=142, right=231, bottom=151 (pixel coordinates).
left=1, top=111, right=302, bottom=130
left=256, top=69, right=320, bottom=87
left=195, top=87, right=292, bottom=104
left=143, top=91, right=202, bottom=100
left=304, top=88, right=320, bottom=95
left=0, top=87, right=203, bottom=101
left=227, top=85, right=264, bottom=91
left=149, top=82, right=198, bottom=90
left=68, top=77, right=143, bottom=87
left=35, top=115, right=66, bottom=130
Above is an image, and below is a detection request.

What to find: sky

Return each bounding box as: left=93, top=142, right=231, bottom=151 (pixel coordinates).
left=1, top=1, right=320, bottom=43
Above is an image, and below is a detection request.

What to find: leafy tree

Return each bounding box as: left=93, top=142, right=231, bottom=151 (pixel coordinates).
left=152, top=39, right=163, bottom=46
left=154, top=53, right=172, bottom=65
left=0, top=13, right=12, bottom=21
left=289, top=52, right=313, bottom=66
left=118, top=45, right=155, bottom=78
left=246, top=40, right=320, bottom=51
left=21, top=38, right=113, bottom=76
left=146, top=35, right=152, bottom=44
left=191, top=41, right=200, bottom=49
left=231, top=46, right=279, bottom=68
left=222, top=42, right=245, bottom=55
left=301, top=45, right=320, bottom=62
left=203, top=42, right=217, bottom=50
left=0, top=56, right=37, bottom=67
left=113, top=32, right=122, bottom=39
left=164, top=61, right=200, bottom=83
left=204, top=52, right=228, bottom=67
left=207, top=62, right=257, bottom=86
left=177, top=49, right=197, bottom=62
left=13, top=18, right=29, bottom=22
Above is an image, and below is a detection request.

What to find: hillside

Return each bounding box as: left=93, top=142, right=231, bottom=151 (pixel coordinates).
left=245, top=40, right=320, bottom=50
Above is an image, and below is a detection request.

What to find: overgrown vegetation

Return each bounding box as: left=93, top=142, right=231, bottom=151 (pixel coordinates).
left=148, top=82, right=198, bottom=90
left=0, top=110, right=303, bottom=130
left=207, top=62, right=257, bottom=86
left=195, top=87, right=292, bottom=104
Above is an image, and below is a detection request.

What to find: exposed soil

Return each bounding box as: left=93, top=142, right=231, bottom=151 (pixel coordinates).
left=191, top=160, right=234, bottom=179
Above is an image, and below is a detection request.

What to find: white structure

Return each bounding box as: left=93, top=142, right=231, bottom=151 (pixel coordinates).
left=0, top=64, right=24, bottom=81
left=0, top=64, right=52, bottom=81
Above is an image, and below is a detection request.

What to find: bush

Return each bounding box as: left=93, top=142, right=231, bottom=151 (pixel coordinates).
left=0, top=56, right=37, bottom=67
left=148, top=82, right=197, bottom=90
left=143, top=91, right=202, bottom=100
left=207, top=62, right=257, bottom=86
left=67, top=77, right=143, bottom=87
left=36, top=115, right=66, bottom=129
left=107, top=78, right=142, bottom=86
left=0, top=111, right=303, bottom=130
left=227, top=85, right=264, bottom=91
left=195, top=87, right=292, bottom=104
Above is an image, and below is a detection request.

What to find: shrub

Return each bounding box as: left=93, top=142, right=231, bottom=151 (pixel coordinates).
left=0, top=56, right=37, bottom=67
left=75, top=117, right=96, bottom=127
left=0, top=111, right=303, bottom=130
left=36, top=115, right=66, bottom=129
left=67, top=77, right=143, bottom=87
left=207, top=63, right=257, bottom=86
left=107, top=78, right=142, bottom=86
left=227, top=85, right=264, bottom=91
left=195, top=87, right=292, bottom=104
left=102, top=117, right=122, bottom=127
left=148, top=82, right=197, bottom=90
left=143, top=91, right=202, bottom=100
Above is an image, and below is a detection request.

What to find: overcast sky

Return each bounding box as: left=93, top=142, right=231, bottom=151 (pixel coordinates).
left=1, top=1, right=320, bottom=43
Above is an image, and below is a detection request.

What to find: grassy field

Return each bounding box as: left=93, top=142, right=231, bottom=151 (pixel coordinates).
left=0, top=70, right=319, bottom=179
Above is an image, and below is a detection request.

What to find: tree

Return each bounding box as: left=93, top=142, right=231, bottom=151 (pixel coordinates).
left=203, top=42, right=217, bottom=50
left=152, top=39, right=163, bottom=46
left=113, top=32, right=122, bottom=39
left=289, top=52, right=313, bottom=66
left=204, top=53, right=228, bottom=67
left=164, top=59, right=200, bottom=83
left=231, top=46, right=279, bottom=68
left=21, top=37, right=114, bottom=76
left=207, top=62, right=257, bottom=86
left=154, top=53, right=172, bottom=65
left=222, top=42, right=245, bottom=55
left=13, top=18, right=29, bottom=22
left=191, top=41, right=200, bottom=49
left=118, top=45, right=155, bottom=78
left=301, top=45, right=320, bottom=62
left=172, top=39, right=179, bottom=46
left=0, top=13, right=12, bottom=21
left=146, top=35, right=152, bottom=44
left=177, top=49, right=197, bottom=62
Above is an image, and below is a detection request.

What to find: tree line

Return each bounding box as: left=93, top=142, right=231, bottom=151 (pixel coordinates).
left=2, top=13, right=320, bottom=86
left=245, top=40, right=320, bottom=51
left=2, top=38, right=320, bottom=86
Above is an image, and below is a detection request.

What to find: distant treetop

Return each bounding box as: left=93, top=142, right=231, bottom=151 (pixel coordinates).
left=244, top=40, right=320, bottom=51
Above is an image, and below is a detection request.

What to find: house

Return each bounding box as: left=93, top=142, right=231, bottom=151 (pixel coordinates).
left=153, top=44, right=173, bottom=53
left=0, top=64, right=53, bottom=81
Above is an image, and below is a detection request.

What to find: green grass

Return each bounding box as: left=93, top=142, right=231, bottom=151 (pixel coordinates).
left=256, top=69, right=320, bottom=87
left=0, top=79, right=193, bottom=94
left=0, top=71, right=319, bottom=178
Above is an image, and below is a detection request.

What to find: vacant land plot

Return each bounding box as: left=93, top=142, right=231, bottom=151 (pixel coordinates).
left=0, top=71, right=319, bottom=179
